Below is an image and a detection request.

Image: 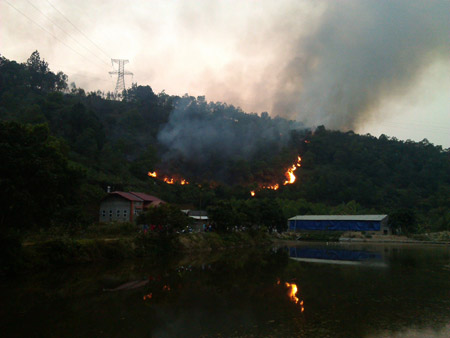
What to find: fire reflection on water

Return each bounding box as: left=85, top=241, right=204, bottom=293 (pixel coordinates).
left=279, top=279, right=305, bottom=313
left=143, top=285, right=172, bottom=302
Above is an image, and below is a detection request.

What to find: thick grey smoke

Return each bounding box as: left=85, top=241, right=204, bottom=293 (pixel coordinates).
left=272, top=0, right=450, bottom=130
left=157, top=96, right=301, bottom=175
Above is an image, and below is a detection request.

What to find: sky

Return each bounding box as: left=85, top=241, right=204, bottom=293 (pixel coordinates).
left=1, top=0, right=449, bottom=147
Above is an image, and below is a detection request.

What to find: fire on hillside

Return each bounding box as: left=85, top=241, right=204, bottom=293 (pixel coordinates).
left=148, top=155, right=301, bottom=194
left=250, top=155, right=301, bottom=197
left=147, top=171, right=189, bottom=185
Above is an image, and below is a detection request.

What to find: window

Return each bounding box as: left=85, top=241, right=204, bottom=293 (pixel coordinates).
left=102, top=210, right=106, bottom=217
left=109, top=210, right=113, bottom=217
left=116, top=209, right=120, bottom=217
left=124, top=210, right=128, bottom=218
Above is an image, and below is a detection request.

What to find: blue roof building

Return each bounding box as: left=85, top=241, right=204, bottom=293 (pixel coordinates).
left=288, top=215, right=390, bottom=235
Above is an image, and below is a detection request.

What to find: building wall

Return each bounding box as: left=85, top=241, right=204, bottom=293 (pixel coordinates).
left=99, top=196, right=132, bottom=223
left=289, top=220, right=384, bottom=232
left=132, top=201, right=144, bottom=221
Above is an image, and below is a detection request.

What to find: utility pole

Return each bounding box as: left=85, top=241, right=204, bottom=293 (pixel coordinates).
left=109, top=59, right=133, bottom=96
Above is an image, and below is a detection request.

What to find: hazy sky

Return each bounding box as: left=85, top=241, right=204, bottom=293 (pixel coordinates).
left=1, top=0, right=449, bottom=147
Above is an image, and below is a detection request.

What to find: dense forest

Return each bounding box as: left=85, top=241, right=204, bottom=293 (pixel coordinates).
left=1, top=52, right=449, bottom=235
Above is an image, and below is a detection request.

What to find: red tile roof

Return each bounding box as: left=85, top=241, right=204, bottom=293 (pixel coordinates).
left=129, top=192, right=165, bottom=204
left=103, top=191, right=165, bottom=206
left=110, top=191, right=143, bottom=202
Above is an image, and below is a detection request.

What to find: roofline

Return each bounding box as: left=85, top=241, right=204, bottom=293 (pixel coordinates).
left=288, top=215, right=388, bottom=221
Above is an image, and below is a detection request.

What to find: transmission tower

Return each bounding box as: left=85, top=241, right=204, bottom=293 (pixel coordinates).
left=109, top=59, right=133, bottom=95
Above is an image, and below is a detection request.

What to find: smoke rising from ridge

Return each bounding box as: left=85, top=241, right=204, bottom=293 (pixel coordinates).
left=157, top=96, right=302, bottom=178
left=2, top=0, right=449, bottom=145
left=272, top=0, right=450, bottom=130
left=156, top=0, right=450, bottom=165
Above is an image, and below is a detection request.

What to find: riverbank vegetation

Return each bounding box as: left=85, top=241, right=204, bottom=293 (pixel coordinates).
left=1, top=52, right=449, bottom=274
left=4, top=226, right=271, bottom=275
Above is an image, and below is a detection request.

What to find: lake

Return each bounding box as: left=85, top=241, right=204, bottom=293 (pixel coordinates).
left=1, top=242, right=450, bottom=337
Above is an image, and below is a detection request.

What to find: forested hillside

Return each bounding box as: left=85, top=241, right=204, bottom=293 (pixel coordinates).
left=1, top=52, right=449, bottom=233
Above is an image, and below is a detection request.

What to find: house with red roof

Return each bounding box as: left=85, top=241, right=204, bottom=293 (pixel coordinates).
left=99, top=191, right=165, bottom=223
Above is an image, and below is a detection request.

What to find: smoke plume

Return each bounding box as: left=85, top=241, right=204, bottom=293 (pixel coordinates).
left=272, top=0, right=450, bottom=130
left=157, top=96, right=302, bottom=178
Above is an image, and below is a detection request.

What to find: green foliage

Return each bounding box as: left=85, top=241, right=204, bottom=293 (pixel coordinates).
left=207, top=201, right=241, bottom=232
left=136, top=204, right=193, bottom=233
left=0, top=52, right=448, bottom=236
left=208, top=198, right=286, bottom=233
left=0, top=121, right=82, bottom=231
left=389, top=209, right=417, bottom=234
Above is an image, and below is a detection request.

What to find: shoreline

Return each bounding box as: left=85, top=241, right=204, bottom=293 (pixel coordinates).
left=272, top=237, right=450, bottom=246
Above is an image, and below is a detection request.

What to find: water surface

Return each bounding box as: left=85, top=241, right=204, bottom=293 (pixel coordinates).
left=1, top=242, right=449, bottom=337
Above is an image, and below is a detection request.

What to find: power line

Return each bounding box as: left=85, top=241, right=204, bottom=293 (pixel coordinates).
left=4, top=0, right=107, bottom=69
left=25, top=0, right=110, bottom=67
left=46, top=0, right=111, bottom=60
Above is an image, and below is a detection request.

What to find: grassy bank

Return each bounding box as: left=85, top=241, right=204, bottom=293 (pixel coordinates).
left=274, top=230, right=450, bottom=244
left=410, top=231, right=450, bottom=242
left=2, top=228, right=272, bottom=276
left=275, top=231, right=344, bottom=242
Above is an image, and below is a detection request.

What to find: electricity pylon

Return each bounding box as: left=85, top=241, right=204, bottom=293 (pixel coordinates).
left=109, top=59, right=133, bottom=95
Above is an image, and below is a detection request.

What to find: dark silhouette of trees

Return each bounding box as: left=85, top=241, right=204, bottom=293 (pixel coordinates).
left=0, top=52, right=448, bottom=232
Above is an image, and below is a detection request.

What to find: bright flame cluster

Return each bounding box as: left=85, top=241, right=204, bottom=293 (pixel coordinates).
left=283, top=156, right=301, bottom=185
left=148, top=171, right=189, bottom=185
left=148, top=155, right=301, bottom=195
left=250, top=156, right=301, bottom=197
left=285, top=281, right=305, bottom=312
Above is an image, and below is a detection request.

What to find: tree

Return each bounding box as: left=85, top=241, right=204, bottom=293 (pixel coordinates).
left=0, top=121, right=81, bottom=232
left=136, top=204, right=192, bottom=233
left=207, top=201, right=240, bottom=232
left=389, top=209, right=417, bottom=234
left=25, top=51, right=67, bottom=92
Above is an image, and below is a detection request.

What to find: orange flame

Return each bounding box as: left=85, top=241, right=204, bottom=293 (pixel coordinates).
left=285, top=282, right=299, bottom=304
left=248, top=156, right=301, bottom=196
left=285, top=281, right=305, bottom=312
left=148, top=171, right=189, bottom=185
left=283, top=156, right=301, bottom=185
left=263, top=183, right=279, bottom=190
left=164, top=177, right=174, bottom=184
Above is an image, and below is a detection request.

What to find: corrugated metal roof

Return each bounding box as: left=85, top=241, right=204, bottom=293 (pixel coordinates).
left=188, top=210, right=208, bottom=217
left=189, top=216, right=209, bottom=220
left=288, top=215, right=388, bottom=221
